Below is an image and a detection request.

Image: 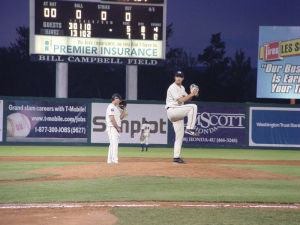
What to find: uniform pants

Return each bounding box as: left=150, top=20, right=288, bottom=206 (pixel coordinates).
left=107, top=126, right=120, bottom=163
left=167, top=104, right=198, bottom=158
left=140, top=135, right=149, bottom=145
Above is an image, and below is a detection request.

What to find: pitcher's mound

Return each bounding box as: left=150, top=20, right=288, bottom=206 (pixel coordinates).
left=27, top=162, right=298, bottom=181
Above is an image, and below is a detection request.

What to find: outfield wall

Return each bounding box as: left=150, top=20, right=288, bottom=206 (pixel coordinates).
left=0, top=96, right=299, bottom=149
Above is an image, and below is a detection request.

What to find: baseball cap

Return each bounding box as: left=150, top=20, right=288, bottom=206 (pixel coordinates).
left=112, top=93, right=122, bottom=101
left=175, top=71, right=184, bottom=77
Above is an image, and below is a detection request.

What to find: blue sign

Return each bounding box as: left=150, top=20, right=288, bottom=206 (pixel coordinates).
left=250, top=107, right=300, bottom=147
left=257, top=26, right=300, bottom=99
left=171, top=105, right=247, bottom=146
left=6, top=100, right=88, bottom=143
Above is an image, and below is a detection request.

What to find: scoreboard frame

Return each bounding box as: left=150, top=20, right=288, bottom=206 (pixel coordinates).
left=29, top=0, right=167, bottom=65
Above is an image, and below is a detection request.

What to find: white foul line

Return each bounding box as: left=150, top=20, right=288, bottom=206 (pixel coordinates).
left=179, top=204, right=299, bottom=209
left=0, top=203, right=299, bottom=210
left=0, top=203, right=160, bottom=209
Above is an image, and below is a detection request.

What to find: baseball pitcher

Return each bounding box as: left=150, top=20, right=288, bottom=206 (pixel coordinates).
left=106, top=93, right=127, bottom=164
left=166, top=71, right=199, bottom=164
left=140, top=120, right=151, bottom=152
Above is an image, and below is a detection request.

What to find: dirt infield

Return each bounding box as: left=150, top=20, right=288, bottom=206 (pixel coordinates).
left=0, top=157, right=299, bottom=184
left=28, top=162, right=298, bottom=181
left=0, top=207, right=117, bottom=225
left=1, top=202, right=299, bottom=225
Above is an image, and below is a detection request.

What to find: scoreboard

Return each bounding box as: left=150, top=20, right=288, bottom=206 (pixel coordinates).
left=29, top=0, right=167, bottom=65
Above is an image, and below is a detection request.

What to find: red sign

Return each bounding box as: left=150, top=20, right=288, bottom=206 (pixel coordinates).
left=263, top=41, right=281, bottom=61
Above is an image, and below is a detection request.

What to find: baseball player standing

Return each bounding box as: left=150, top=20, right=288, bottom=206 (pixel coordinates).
left=106, top=93, right=127, bottom=164
left=166, top=71, right=199, bottom=164
left=140, top=120, right=151, bottom=152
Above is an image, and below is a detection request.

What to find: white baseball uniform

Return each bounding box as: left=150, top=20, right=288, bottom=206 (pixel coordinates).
left=166, top=82, right=198, bottom=158
left=106, top=103, right=121, bottom=164
left=140, top=123, right=151, bottom=145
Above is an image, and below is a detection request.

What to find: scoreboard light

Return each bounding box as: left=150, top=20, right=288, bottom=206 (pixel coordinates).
left=29, top=0, right=167, bottom=65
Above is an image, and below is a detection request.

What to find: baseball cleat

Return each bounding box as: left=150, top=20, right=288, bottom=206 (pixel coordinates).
left=185, top=129, right=200, bottom=136
left=173, top=158, right=186, bottom=164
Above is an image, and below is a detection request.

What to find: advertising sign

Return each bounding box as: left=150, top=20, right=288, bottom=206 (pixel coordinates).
left=171, top=105, right=246, bottom=146
left=0, top=100, right=3, bottom=142
left=6, top=100, right=88, bottom=143
left=250, top=107, right=300, bottom=147
left=257, top=26, right=300, bottom=98
left=91, top=103, right=168, bottom=144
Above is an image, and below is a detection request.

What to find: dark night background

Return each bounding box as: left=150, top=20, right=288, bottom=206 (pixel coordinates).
left=1, top=0, right=300, bottom=103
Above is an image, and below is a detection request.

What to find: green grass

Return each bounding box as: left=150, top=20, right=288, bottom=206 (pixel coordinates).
left=0, top=177, right=300, bottom=204
left=0, top=162, right=96, bottom=181
left=220, top=164, right=300, bottom=178
left=111, top=208, right=300, bottom=225
left=0, top=146, right=300, bottom=161
left=0, top=146, right=300, bottom=205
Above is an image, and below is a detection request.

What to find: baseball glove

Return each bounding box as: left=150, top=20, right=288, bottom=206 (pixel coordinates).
left=190, top=84, right=199, bottom=97
left=119, top=100, right=127, bottom=110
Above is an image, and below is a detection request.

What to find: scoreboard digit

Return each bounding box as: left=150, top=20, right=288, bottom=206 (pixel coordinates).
left=29, top=0, right=167, bottom=65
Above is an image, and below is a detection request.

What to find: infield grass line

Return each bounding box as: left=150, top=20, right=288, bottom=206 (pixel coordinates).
left=0, top=177, right=300, bottom=204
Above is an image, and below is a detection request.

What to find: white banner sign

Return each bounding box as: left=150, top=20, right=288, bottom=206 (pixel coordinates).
left=34, top=35, right=163, bottom=59
left=0, top=100, right=3, bottom=142
left=91, top=103, right=168, bottom=144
